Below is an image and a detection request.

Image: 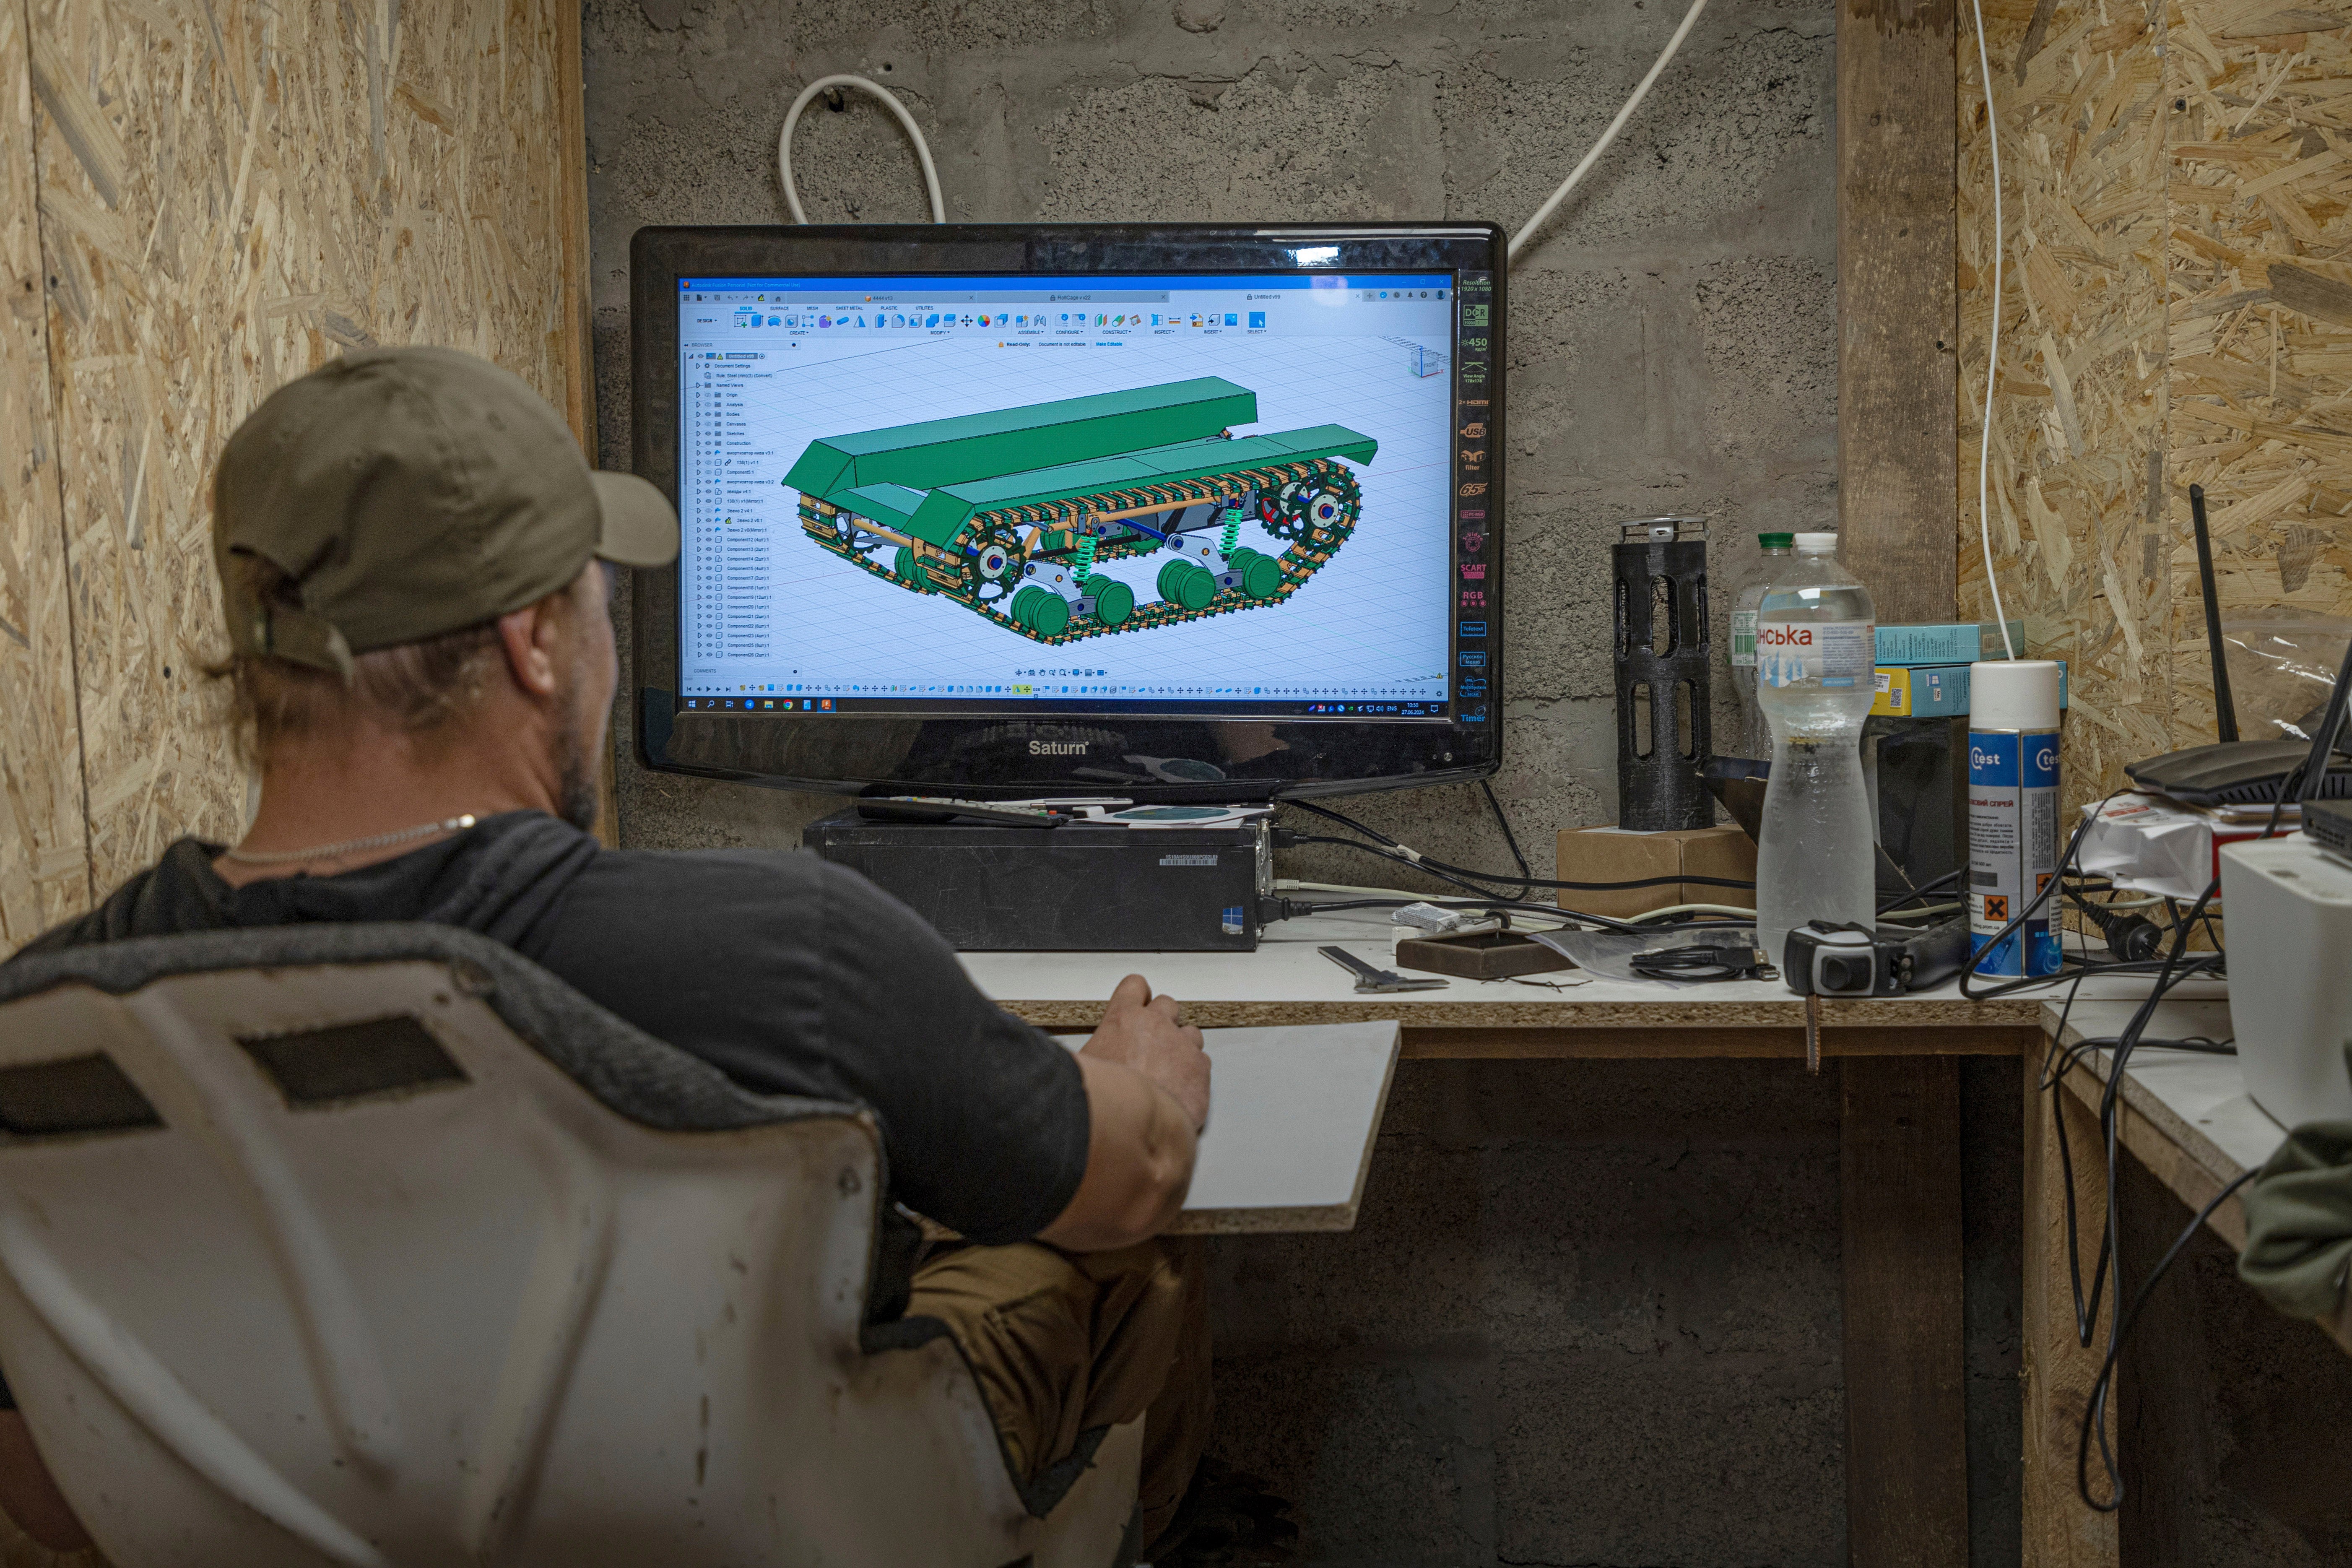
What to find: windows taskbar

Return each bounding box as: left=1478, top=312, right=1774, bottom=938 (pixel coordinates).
left=678, top=695, right=1472, bottom=721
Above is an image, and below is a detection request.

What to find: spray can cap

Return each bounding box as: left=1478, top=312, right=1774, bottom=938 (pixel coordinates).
left=1757, top=532, right=1795, bottom=549
left=1971, top=658, right=2062, bottom=731
left=1792, top=531, right=1839, bottom=554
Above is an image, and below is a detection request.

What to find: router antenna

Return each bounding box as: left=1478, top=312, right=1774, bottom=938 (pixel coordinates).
left=2190, top=484, right=2238, bottom=744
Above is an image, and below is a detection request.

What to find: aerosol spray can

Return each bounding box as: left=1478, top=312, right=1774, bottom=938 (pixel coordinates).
left=1967, top=660, right=2065, bottom=977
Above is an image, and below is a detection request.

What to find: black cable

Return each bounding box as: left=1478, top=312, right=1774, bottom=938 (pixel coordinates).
left=1283, top=799, right=1761, bottom=893
left=1960, top=788, right=2127, bottom=1000
left=1267, top=892, right=1653, bottom=937
left=1289, top=831, right=1758, bottom=895
left=2073, top=876, right=2221, bottom=1511
left=1479, top=780, right=1537, bottom=900
left=1877, top=866, right=1964, bottom=915
left=2076, top=1163, right=2257, bottom=1511
left=2040, top=963, right=2110, bottom=1350
left=2065, top=884, right=2165, bottom=963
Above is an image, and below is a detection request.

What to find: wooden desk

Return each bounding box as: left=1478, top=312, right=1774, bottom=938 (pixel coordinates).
left=964, top=912, right=2221, bottom=1568
left=962, top=909, right=2189, bottom=1057
left=2025, top=999, right=2352, bottom=1566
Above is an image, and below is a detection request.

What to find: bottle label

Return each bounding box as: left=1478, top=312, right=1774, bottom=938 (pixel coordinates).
left=1731, top=611, right=1757, bottom=667
left=1967, top=728, right=2061, bottom=977
left=1757, top=619, right=1875, bottom=689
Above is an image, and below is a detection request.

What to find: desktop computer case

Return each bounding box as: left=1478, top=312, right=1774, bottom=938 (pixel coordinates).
left=805, top=815, right=1270, bottom=951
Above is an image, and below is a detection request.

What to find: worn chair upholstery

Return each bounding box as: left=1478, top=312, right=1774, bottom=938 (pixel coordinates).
left=0, top=924, right=1139, bottom=1568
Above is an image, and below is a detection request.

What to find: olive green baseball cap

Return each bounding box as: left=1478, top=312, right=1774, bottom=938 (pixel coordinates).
left=213, top=346, right=678, bottom=678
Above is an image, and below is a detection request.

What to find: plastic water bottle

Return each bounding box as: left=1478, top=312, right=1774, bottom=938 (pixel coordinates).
left=1754, top=532, right=1878, bottom=967
left=1727, top=532, right=1794, bottom=758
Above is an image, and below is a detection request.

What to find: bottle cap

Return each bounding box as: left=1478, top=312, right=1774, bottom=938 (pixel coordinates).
left=1971, top=658, right=2062, bottom=731
left=1792, top=531, right=1839, bottom=554
left=1757, top=532, right=1794, bottom=548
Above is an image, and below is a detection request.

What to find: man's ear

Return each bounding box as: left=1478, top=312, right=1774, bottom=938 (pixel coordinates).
left=496, top=597, right=563, bottom=699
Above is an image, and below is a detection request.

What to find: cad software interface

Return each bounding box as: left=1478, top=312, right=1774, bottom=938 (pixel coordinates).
left=674, top=271, right=1476, bottom=720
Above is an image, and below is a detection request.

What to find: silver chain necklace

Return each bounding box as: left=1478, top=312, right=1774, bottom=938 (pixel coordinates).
left=221, top=814, right=480, bottom=867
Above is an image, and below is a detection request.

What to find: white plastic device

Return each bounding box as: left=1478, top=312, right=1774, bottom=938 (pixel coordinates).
left=2217, top=835, right=2352, bottom=1129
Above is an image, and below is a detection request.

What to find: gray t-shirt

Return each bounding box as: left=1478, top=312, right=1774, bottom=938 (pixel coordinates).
left=12, top=811, right=1091, bottom=1247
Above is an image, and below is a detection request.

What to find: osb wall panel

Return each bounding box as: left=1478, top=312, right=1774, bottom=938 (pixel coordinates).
left=1960, top=0, right=2352, bottom=801
left=0, top=0, right=88, bottom=950
left=26, top=0, right=589, bottom=902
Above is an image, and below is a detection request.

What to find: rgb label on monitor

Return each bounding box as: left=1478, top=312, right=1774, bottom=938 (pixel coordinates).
left=675, top=273, right=1459, bottom=718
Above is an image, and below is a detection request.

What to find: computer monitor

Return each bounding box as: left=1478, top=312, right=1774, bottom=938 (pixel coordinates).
left=629, top=223, right=1504, bottom=801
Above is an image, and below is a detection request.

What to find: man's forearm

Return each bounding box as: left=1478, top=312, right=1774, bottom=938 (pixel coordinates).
left=1037, top=1055, right=1199, bottom=1251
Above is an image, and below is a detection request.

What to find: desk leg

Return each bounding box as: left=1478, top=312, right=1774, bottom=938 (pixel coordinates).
left=2020, top=1052, right=2118, bottom=1567
left=1841, top=1056, right=1969, bottom=1567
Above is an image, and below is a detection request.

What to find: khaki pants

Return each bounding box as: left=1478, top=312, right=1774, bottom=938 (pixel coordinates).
left=907, top=1236, right=1212, bottom=1547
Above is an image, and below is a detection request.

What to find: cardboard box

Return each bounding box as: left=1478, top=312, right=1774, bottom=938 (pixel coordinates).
left=1871, top=621, right=2025, bottom=665
left=1555, top=824, right=1758, bottom=919
left=1869, top=660, right=2070, bottom=719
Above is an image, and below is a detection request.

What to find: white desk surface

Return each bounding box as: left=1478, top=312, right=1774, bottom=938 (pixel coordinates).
left=965, top=908, right=2228, bottom=1035
left=2043, top=998, right=2286, bottom=1186
left=2040, top=997, right=2352, bottom=1353
left=1055, top=1022, right=1401, bottom=1235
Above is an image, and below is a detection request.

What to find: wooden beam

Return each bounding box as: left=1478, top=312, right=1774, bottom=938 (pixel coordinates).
left=1842, top=1056, right=1971, bottom=1566
left=1838, top=0, right=1968, bottom=1554
left=553, top=0, right=598, bottom=463
left=1838, top=0, right=1960, bottom=622
left=1400, top=1024, right=2035, bottom=1058
left=0, top=0, right=91, bottom=951
left=547, top=0, right=621, bottom=853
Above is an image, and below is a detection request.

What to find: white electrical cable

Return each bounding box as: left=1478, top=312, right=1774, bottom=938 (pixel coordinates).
left=777, top=74, right=945, bottom=224
left=1507, top=0, right=1713, bottom=263
left=1627, top=903, right=1759, bottom=922
left=1970, top=0, right=2018, bottom=660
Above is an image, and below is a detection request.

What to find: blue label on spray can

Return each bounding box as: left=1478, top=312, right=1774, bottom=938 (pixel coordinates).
left=1968, top=727, right=2061, bottom=976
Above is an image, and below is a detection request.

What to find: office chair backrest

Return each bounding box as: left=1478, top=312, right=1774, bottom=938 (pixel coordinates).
left=0, top=925, right=1128, bottom=1568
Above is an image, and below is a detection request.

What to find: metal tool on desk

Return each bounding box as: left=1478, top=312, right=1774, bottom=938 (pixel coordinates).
left=1319, top=946, right=1450, bottom=993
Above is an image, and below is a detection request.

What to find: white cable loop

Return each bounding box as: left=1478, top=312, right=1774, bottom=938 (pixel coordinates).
left=1507, top=0, right=1712, bottom=262
left=1971, top=0, right=2018, bottom=659
left=777, top=74, right=945, bottom=225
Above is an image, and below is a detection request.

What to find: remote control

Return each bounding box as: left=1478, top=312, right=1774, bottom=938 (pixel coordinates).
left=856, top=796, right=1071, bottom=829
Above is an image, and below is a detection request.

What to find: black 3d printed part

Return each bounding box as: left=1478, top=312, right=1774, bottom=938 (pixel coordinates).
left=1614, top=518, right=1713, bottom=831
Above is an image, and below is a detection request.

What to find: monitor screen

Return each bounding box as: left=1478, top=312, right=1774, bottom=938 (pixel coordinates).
left=675, top=274, right=1463, bottom=720
left=629, top=224, right=1502, bottom=801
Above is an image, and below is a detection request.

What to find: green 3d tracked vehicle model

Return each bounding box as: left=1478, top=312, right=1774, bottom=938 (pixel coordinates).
left=783, top=377, right=1377, bottom=644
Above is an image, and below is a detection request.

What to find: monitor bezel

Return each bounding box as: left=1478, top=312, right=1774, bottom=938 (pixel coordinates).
left=629, top=222, right=1504, bottom=803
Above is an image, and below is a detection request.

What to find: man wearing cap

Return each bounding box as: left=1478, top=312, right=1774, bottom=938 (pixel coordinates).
left=0, top=348, right=1216, bottom=1555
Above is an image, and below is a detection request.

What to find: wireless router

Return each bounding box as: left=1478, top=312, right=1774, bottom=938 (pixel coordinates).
left=2123, top=484, right=2351, bottom=804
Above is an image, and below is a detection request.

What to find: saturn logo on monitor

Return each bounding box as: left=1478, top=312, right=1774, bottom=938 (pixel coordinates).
left=1029, top=740, right=1090, bottom=756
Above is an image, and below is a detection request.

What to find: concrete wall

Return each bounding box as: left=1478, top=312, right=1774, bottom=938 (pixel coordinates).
left=582, top=0, right=1837, bottom=869
left=577, top=5, right=1997, bottom=1564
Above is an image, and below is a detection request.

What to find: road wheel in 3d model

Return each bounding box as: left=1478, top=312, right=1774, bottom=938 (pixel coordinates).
left=893, top=546, right=932, bottom=592
left=1028, top=590, right=1072, bottom=637
left=1084, top=575, right=1135, bottom=627
left=1158, top=559, right=1216, bottom=611
left=1226, top=547, right=1283, bottom=600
